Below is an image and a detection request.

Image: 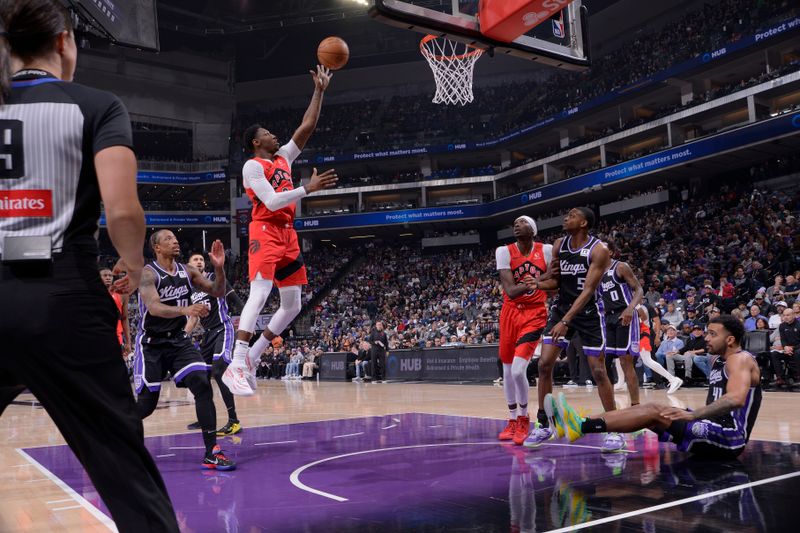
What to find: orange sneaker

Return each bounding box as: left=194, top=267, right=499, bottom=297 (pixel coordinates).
left=512, top=416, right=530, bottom=446
left=498, top=418, right=518, bottom=441
left=271, top=336, right=284, bottom=349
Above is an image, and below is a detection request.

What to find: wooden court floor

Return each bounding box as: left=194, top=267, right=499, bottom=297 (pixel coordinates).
left=3, top=380, right=800, bottom=532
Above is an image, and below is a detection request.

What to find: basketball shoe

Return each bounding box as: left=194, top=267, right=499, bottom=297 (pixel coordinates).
left=216, top=420, right=242, bottom=437
left=512, top=416, right=530, bottom=446
left=498, top=418, right=518, bottom=441
left=222, top=358, right=255, bottom=396
left=202, top=445, right=236, bottom=471
left=554, top=393, right=584, bottom=442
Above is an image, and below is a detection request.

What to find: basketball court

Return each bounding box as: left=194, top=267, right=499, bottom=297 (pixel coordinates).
left=4, top=382, right=800, bottom=532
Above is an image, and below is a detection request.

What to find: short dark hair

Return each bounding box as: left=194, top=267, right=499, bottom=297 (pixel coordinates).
left=243, top=124, right=262, bottom=152
left=576, top=207, right=595, bottom=229
left=149, top=229, right=167, bottom=252
left=605, top=239, right=617, bottom=253
left=709, top=314, right=745, bottom=344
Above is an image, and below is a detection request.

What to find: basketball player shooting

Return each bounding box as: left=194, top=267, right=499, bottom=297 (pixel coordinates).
left=496, top=216, right=552, bottom=446
left=223, top=65, right=338, bottom=396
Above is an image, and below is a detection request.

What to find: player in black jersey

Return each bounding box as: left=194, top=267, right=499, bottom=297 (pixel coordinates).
left=552, top=315, right=762, bottom=460
left=600, top=241, right=643, bottom=407
left=523, top=207, right=618, bottom=450
left=185, top=252, right=243, bottom=436
left=135, top=230, right=236, bottom=470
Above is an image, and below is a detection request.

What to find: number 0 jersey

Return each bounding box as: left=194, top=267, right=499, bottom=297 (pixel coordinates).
left=138, top=261, right=193, bottom=336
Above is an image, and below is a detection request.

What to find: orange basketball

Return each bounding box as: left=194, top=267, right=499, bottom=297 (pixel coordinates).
left=317, top=36, right=350, bottom=71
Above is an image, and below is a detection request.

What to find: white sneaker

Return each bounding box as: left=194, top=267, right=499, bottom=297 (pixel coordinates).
left=585, top=380, right=594, bottom=388
left=667, top=378, right=684, bottom=395
left=563, top=380, right=578, bottom=388
left=614, top=382, right=626, bottom=391
left=493, top=377, right=503, bottom=384
left=222, top=360, right=255, bottom=396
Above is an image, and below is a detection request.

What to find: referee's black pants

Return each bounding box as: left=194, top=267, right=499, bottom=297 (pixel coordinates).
left=0, top=254, right=179, bottom=533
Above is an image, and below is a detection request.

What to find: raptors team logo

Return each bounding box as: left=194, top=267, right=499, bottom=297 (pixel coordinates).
left=270, top=168, right=292, bottom=191
left=249, top=239, right=261, bottom=255
left=513, top=261, right=543, bottom=295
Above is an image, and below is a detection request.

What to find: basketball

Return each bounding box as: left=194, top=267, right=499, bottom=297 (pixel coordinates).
left=317, top=36, right=350, bottom=70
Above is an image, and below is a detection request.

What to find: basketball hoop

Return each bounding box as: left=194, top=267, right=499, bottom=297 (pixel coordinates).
left=420, top=35, right=483, bottom=106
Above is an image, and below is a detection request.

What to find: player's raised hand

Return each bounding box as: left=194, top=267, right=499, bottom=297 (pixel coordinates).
left=310, top=65, right=332, bottom=92
left=209, top=239, right=225, bottom=269
left=306, top=167, right=338, bottom=193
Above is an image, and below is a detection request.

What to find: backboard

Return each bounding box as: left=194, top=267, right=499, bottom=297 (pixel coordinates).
left=369, top=0, right=589, bottom=70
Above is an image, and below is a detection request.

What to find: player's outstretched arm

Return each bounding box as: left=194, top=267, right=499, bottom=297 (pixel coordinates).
left=562, top=242, right=610, bottom=324
left=666, top=353, right=752, bottom=421
left=185, top=240, right=227, bottom=298
left=527, top=238, right=562, bottom=291
left=291, top=65, right=332, bottom=151
left=140, top=268, right=209, bottom=319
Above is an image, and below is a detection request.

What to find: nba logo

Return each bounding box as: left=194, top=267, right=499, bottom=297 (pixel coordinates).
left=552, top=18, right=565, bottom=39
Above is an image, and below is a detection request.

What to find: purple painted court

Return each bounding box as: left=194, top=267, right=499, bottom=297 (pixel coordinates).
left=21, top=413, right=800, bottom=532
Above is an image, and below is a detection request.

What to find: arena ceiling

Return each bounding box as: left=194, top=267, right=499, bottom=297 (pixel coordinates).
left=154, top=0, right=627, bottom=81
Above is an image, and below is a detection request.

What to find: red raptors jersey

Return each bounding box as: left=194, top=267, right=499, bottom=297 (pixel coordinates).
left=503, top=242, right=548, bottom=310
left=111, top=291, right=124, bottom=344
left=246, top=156, right=296, bottom=225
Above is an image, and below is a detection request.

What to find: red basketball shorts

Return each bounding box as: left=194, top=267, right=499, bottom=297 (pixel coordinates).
left=499, top=303, right=547, bottom=364
left=248, top=221, right=308, bottom=287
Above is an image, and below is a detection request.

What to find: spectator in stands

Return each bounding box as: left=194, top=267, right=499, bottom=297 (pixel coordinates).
left=732, top=301, right=749, bottom=322
left=766, top=275, right=785, bottom=301
left=656, top=325, right=687, bottom=380
left=749, top=292, right=771, bottom=316
left=744, top=305, right=767, bottom=332
left=662, top=302, right=684, bottom=327
left=718, top=276, right=736, bottom=311
left=698, top=282, right=721, bottom=315
left=784, top=274, right=800, bottom=304
left=302, top=349, right=320, bottom=379
left=353, top=341, right=371, bottom=382
left=732, top=266, right=753, bottom=302
left=683, top=306, right=698, bottom=328
left=770, top=301, right=789, bottom=329
left=682, top=324, right=710, bottom=378
left=644, top=284, right=661, bottom=307
left=778, top=307, right=800, bottom=385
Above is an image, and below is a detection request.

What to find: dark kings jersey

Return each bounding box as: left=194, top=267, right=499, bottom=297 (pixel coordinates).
left=600, top=260, right=634, bottom=316
left=138, top=261, right=193, bottom=336
left=705, top=352, right=762, bottom=440
left=190, top=272, right=232, bottom=331
left=555, top=235, right=602, bottom=314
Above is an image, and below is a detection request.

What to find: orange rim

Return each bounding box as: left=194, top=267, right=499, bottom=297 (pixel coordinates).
left=420, top=35, right=483, bottom=61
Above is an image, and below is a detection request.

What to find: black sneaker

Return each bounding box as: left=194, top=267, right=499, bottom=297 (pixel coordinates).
left=186, top=421, right=201, bottom=430
left=216, top=420, right=242, bottom=437
left=202, top=445, right=236, bottom=471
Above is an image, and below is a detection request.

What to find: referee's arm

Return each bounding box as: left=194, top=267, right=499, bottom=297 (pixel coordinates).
left=97, top=146, right=145, bottom=288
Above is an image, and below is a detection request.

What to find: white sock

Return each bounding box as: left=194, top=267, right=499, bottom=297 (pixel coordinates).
left=233, top=340, right=249, bottom=362
left=511, top=357, right=530, bottom=418
left=249, top=333, right=270, bottom=367
left=614, top=358, right=625, bottom=385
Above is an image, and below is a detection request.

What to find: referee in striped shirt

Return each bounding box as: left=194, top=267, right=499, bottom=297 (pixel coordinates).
left=0, top=1, right=178, bottom=531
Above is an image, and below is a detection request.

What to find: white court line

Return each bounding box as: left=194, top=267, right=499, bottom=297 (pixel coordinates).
left=545, top=470, right=800, bottom=533
left=540, top=442, right=637, bottom=454
left=291, top=440, right=637, bottom=502
left=290, top=442, right=502, bottom=502
left=253, top=440, right=298, bottom=446
left=15, top=449, right=117, bottom=532
left=11, top=464, right=32, bottom=468
left=332, top=432, right=364, bottom=439
left=168, top=446, right=205, bottom=450
left=52, top=505, right=84, bottom=512
left=427, top=425, right=442, bottom=428
left=47, top=498, right=75, bottom=505
left=392, top=418, right=401, bottom=423
left=156, top=454, right=176, bottom=458
left=381, top=424, right=397, bottom=430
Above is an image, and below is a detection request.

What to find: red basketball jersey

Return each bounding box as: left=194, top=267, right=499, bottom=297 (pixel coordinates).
left=503, top=241, right=548, bottom=310
left=245, top=156, right=296, bottom=225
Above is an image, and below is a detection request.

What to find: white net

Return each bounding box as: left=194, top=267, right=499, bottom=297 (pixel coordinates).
left=420, top=35, right=483, bottom=106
